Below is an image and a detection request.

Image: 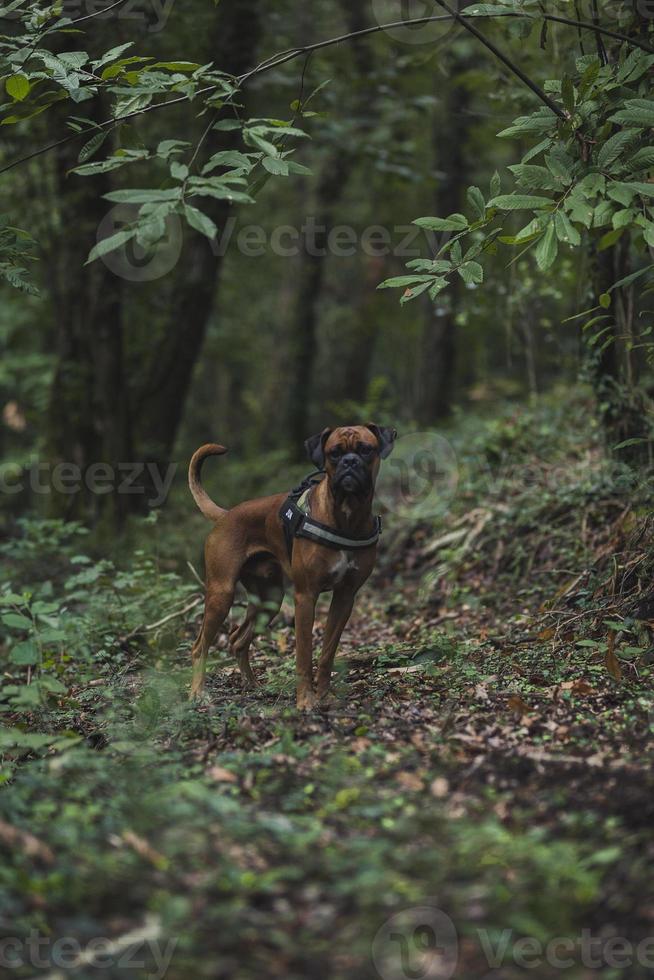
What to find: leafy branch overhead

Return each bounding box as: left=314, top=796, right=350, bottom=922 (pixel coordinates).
left=0, top=0, right=653, bottom=288
left=381, top=41, right=654, bottom=303
left=0, top=4, right=316, bottom=273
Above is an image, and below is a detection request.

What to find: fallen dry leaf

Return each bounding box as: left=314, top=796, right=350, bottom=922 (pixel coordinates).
left=207, top=766, right=238, bottom=783
left=430, top=777, right=449, bottom=798
left=604, top=631, right=622, bottom=682
left=507, top=694, right=531, bottom=717
left=395, top=771, right=425, bottom=792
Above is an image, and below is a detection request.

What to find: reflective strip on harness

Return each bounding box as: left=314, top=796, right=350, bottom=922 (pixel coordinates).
left=296, top=516, right=381, bottom=549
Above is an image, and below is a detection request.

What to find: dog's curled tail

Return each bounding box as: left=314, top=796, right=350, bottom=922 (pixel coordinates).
left=188, top=443, right=228, bottom=522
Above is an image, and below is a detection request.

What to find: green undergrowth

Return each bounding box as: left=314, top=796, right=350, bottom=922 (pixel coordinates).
left=2, top=392, right=654, bottom=978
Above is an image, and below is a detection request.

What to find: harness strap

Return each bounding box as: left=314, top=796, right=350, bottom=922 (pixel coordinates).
left=280, top=473, right=381, bottom=561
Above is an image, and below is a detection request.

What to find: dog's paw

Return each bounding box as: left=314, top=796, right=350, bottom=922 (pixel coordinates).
left=316, top=689, right=336, bottom=710
left=296, top=688, right=317, bottom=712
left=188, top=686, right=211, bottom=706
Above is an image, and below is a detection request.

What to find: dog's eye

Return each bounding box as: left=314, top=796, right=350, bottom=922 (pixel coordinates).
left=359, top=444, right=374, bottom=456
left=329, top=448, right=342, bottom=460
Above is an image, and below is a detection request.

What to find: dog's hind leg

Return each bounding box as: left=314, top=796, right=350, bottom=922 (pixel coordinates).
left=190, top=584, right=235, bottom=699
left=230, top=561, right=284, bottom=688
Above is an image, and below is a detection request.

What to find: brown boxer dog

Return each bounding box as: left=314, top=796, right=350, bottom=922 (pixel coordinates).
left=188, top=423, right=396, bottom=709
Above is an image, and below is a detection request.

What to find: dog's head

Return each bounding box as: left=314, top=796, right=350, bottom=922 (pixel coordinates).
left=304, top=423, right=397, bottom=498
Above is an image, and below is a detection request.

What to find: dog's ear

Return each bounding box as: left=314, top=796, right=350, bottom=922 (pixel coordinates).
left=305, top=428, right=332, bottom=469
left=365, top=423, right=398, bottom=459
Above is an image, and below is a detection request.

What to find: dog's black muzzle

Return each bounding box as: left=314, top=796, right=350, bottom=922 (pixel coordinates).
left=333, top=454, right=372, bottom=495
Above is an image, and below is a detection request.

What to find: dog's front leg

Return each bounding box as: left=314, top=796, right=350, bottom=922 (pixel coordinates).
left=294, top=591, right=317, bottom=710
left=315, top=587, right=355, bottom=700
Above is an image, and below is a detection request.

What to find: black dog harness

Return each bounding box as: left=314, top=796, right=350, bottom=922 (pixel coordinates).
left=279, top=472, right=382, bottom=561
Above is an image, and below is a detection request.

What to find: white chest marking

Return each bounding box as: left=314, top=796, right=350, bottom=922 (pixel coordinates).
left=330, top=550, right=359, bottom=584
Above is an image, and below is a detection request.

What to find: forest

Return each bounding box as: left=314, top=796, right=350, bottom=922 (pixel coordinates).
left=1, top=1, right=654, bottom=977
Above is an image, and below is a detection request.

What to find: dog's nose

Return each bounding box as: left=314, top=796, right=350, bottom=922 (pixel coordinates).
left=342, top=453, right=359, bottom=468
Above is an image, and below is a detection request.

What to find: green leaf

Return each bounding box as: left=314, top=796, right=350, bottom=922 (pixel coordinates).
left=488, top=194, right=552, bottom=210
left=183, top=204, right=217, bottom=240
left=497, top=108, right=557, bottom=139
left=593, top=200, right=614, bottom=227
left=609, top=265, right=653, bottom=292
left=597, top=130, right=637, bottom=170
left=213, top=119, right=242, bottom=131
left=617, top=49, right=654, bottom=84
left=612, top=208, right=636, bottom=229
left=286, top=160, right=312, bottom=176
left=599, top=293, right=612, bottom=308
left=104, top=188, right=182, bottom=204
left=244, top=130, right=278, bottom=157
left=606, top=182, right=636, bottom=206
left=613, top=437, right=647, bottom=450
left=554, top=211, right=581, bottom=246
left=378, top=275, right=434, bottom=289
left=609, top=100, right=654, bottom=127
left=152, top=61, right=201, bottom=72
left=535, top=223, right=557, bottom=271
left=457, top=261, right=483, bottom=285
left=523, top=138, right=554, bottom=164
left=545, top=148, right=574, bottom=183
left=428, top=278, right=449, bottom=300
left=92, top=42, right=134, bottom=70
left=157, top=139, right=191, bottom=158
left=262, top=156, right=290, bottom=176
left=2, top=612, right=32, bottom=630
left=6, top=74, right=30, bottom=101
left=400, top=281, right=432, bottom=304
left=466, top=186, right=486, bottom=221
left=576, top=174, right=605, bottom=198
left=202, top=150, right=252, bottom=174
left=598, top=227, right=624, bottom=251
left=508, top=164, right=561, bottom=191
left=9, top=640, right=39, bottom=665
left=561, top=76, right=575, bottom=114
left=413, top=214, right=468, bottom=231
left=490, top=171, right=501, bottom=197
left=170, top=161, right=188, bottom=180
left=78, top=130, right=109, bottom=164
left=626, top=181, right=654, bottom=199
left=642, top=221, right=654, bottom=248
left=86, top=229, right=135, bottom=265
left=631, top=147, right=654, bottom=171
left=186, top=180, right=253, bottom=204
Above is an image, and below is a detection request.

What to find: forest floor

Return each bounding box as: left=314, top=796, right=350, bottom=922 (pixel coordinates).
left=2, top=395, right=654, bottom=980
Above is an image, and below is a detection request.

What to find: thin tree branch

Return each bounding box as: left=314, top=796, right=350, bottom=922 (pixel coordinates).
left=434, top=0, right=566, bottom=122
left=68, top=0, right=131, bottom=26
left=0, top=9, right=651, bottom=177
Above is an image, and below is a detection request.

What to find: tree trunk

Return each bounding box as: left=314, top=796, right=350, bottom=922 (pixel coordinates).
left=416, top=35, right=473, bottom=423
left=286, top=1, right=374, bottom=453
left=45, top=101, right=132, bottom=526
left=136, top=0, right=262, bottom=461
left=42, top=0, right=261, bottom=525
left=286, top=154, right=353, bottom=453
left=588, top=234, right=650, bottom=464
